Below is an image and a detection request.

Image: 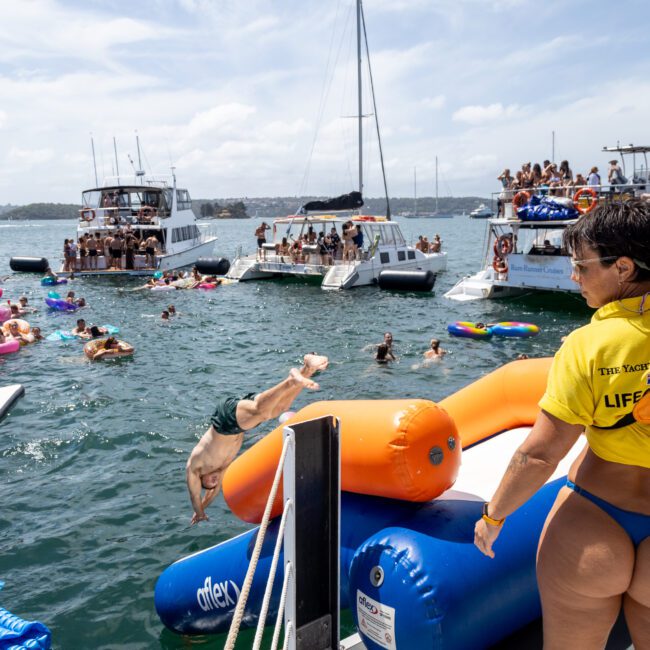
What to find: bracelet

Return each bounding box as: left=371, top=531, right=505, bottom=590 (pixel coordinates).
left=482, top=502, right=505, bottom=527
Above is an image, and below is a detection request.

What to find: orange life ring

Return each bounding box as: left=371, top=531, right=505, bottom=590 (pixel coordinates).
left=80, top=208, right=95, bottom=222
left=493, top=234, right=514, bottom=257
left=572, top=187, right=598, bottom=214
left=492, top=255, right=508, bottom=274
left=138, top=206, right=157, bottom=220
left=512, top=191, right=531, bottom=210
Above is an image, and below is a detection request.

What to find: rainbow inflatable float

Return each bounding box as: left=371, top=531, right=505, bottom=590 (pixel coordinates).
left=155, top=358, right=584, bottom=648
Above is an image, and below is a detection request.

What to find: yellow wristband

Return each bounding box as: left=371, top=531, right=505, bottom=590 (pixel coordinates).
left=482, top=502, right=505, bottom=527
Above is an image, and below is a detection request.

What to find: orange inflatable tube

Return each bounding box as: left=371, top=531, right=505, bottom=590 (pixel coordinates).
left=223, top=399, right=460, bottom=524
left=439, top=357, right=552, bottom=448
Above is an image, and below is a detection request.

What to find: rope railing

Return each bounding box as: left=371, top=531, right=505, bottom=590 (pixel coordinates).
left=271, top=562, right=294, bottom=650
left=252, top=499, right=294, bottom=650
left=224, top=433, right=294, bottom=650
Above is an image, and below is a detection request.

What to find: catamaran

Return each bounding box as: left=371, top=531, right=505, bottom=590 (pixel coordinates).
left=445, top=144, right=649, bottom=301
left=226, top=2, right=446, bottom=290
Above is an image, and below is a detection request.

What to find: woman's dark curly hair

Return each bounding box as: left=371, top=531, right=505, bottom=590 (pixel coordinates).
left=563, top=199, right=650, bottom=280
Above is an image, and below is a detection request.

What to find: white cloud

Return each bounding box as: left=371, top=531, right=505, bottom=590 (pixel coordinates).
left=421, top=95, right=446, bottom=110
left=452, top=103, right=522, bottom=125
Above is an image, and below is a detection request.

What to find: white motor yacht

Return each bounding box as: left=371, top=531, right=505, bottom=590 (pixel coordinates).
left=468, top=203, right=494, bottom=219
left=446, top=144, right=650, bottom=301
left=59, top=170, right=217, bottom=277
left=226, top=213, right=447, bottom=290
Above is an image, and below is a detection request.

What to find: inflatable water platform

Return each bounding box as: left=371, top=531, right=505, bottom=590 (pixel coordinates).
left=0, top=582, right=51, bottom=649
left=156, top=359, right=583, bottom=647
left=0, top=384, right=25, bottom=423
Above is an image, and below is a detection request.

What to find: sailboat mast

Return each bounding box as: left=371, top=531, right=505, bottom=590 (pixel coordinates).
left=435, top=156, right=439, bottom=213
left=356, top=0, right=363, bottom=196
left=414, top=167, right=417, bottom=217
left=113, top=136, right=120, bottom=182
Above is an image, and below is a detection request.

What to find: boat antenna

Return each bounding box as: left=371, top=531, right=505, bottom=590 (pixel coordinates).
left=414, top=167, right=417, bottom=217
left=113, top=136, right=120, bottom=183
left=135, top=131, right=145, bottom=182
left=90, top=133, right=98, bottom=187
left=360, top=0, right=391, bottom=218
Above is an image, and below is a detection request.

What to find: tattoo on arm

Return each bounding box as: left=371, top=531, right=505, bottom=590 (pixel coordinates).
left=507, top=451, right=528, bottom=472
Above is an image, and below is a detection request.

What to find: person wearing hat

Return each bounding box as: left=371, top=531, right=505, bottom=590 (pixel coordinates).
left=608, top=159, right=627, bottom=186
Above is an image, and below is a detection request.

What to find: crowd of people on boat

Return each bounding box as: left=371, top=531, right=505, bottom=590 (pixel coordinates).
left=497, top=159, right=631, bottom=198
left=256, top=222, right=366, bottom=264
left=62, top=229, right=161, bottom=272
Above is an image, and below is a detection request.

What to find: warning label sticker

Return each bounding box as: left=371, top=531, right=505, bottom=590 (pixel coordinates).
left=356, top=589, right=396, bottom=650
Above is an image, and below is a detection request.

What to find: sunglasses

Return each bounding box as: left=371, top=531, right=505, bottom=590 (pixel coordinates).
left=569, top=256, right=618, bottom=273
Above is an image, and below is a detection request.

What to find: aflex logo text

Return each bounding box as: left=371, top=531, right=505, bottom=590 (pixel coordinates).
left=358, top=595, right=379, bottom=615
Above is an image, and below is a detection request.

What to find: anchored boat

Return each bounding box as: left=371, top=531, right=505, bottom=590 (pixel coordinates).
left=58, top=169, right=217, bottom=277
left=226, top=212, right=446, bottom=290
left=446, top=144, right=650, bottom=301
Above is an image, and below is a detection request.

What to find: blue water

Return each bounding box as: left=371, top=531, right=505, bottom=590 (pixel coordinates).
left=0, top=218, right=591, bottom=648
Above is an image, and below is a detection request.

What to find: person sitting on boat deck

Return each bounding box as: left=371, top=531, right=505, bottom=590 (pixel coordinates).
left=255, top=222, right=271, bottom=260
left=494, top=256, right=508, bottom=279
left=430, top=234, right=442, bottom=253
left=186, top=353, right=329, bottom=524
left=424, top=338, right=446, bottom=360
left=276, top=236, right=291, bottom=259
left=18, top=297, right=37, bottom=314
left=144, top=234, right=159, bottom=269
left=421, top=236, right=430, bottom=254
left=415, top=236, right=424, bottom=252
left=161, top=310, right=170, bottom=321
left=290, top=239, right=303, bottom=264
left=72, top=318, right=90, bottom=339
left=474, top=198, right=650, bottom=650
left=375, top=343, right=392, bottom=364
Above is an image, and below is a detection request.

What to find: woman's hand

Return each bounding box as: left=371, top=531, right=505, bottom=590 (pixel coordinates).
left=474, top=517, right=503, bottom=558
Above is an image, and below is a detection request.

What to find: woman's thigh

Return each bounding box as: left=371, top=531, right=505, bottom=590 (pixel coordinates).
left=536, top=487, right=635, bottom=649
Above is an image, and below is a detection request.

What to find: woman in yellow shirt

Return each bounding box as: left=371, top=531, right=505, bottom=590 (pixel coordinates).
left=475, top=199, right=650, bottom=648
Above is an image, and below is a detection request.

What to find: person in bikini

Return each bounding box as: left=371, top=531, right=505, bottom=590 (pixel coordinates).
left=186, top=353, right=329, bottom=524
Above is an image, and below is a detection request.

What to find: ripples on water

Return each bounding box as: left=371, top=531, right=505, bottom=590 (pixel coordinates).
left=0, top=219, right=590, bottom=648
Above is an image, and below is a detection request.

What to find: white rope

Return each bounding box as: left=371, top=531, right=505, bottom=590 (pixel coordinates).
left=252, top=498, right=293, bottom=650
left=282, top=620, right=294, bottom=650
left=271, top=561, right=293, bottom=650
left=224, top=434, right=293, bottom=650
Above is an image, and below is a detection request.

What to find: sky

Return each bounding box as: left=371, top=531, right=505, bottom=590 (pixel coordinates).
left=1, top=0, right=649, bottom=204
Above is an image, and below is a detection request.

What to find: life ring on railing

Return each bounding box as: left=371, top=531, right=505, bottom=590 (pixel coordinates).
left=138, top=206, right=157, bottom=220
left=492, top=255, right=508, bottom=274
left=572, top=187, right=598, bottom=214
left=512, top=191, right=531, bottom=210
left=493, top=234, right=514, bottom=257
left=80, top=208, right=95, bottom=222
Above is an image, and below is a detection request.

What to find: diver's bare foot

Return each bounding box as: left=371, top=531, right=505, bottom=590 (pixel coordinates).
left=289, top=367, right=320, bottom=390
left=301, top=354, right=328, bottom=377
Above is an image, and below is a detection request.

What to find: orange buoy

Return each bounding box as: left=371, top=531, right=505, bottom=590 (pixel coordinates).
left=572, top=187, right=598, bottom=214
left=223, top=399, right=460, bottom=523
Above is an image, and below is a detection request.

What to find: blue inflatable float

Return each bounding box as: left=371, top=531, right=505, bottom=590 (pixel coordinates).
left=40, top=277, right=67, bottom=287
left=44, top=298, right=77, bottom=312
left=0, top=582, right=51, bottom=649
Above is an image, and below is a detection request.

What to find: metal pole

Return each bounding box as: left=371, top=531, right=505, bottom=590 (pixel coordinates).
left=435, top=156, right=439, bottom=213
left=113, top=137, right=120, bottom=181
left=551, top=131, right=555, bottom=163
left=90, top=134, right=98, bottom=187
left=357, top=0, right=363, bottom=196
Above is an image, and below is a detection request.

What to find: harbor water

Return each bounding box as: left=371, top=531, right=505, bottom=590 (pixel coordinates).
left=0, top=217, right=591, bottom=648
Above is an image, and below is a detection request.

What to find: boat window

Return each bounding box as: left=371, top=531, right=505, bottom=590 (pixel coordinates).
left=380, top=252, right=390, bottom=264
left=393, top=227, right=405, bottom=246
left=407, top=251, right=415, bottom=260
left=164, top=189, right=173, bottom=209
left=82, top=190, right=101, bottom=208
left=172, top=228, right=178, bottom=243
left=176, top=189, right=192, bottom=211
left=382, top=227, right=396, bottom=246
left=397, top=251, right=405, bottom=261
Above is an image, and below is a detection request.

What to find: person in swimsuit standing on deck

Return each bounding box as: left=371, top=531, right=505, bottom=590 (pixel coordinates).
left=474, top=199, right=650, bottom=648
left=186, top=353, right=329, bottom=524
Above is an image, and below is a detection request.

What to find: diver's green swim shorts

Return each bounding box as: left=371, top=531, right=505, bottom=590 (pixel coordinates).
left=210, top=392, right=256, bottom=435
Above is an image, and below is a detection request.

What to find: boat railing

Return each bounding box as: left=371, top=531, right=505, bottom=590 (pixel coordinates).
left=197, top=222, right=218, bottom=243
left=78, top=207, right=162, bottom=229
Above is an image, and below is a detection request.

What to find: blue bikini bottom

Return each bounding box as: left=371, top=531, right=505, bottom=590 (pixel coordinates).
left=566, top=480, right=650, bottom=546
